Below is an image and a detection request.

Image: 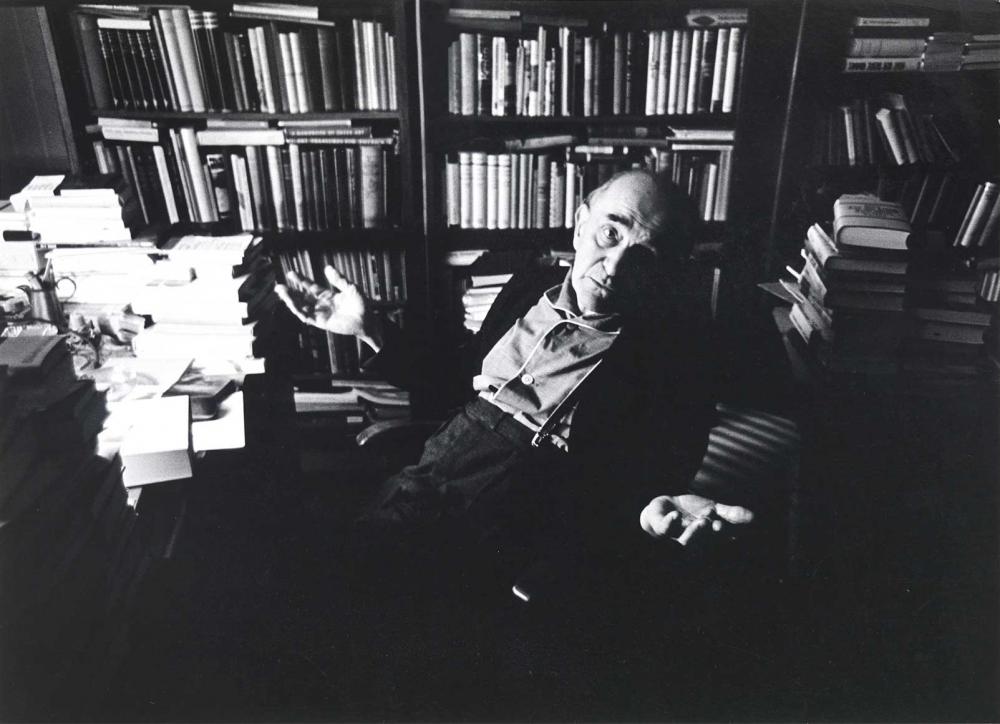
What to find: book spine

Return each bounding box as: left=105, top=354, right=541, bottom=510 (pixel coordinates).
left=445, top=155, right=460, bottom=227
left=667, top=29, right=682, bottom=115
left=958, top=182, right=998, bottom=248
left=204, top=12, right=233, bottom=111
left=676, top=30, right=691, bottom=115
left=696, top=29, right=716, bottom=114
left=549, top=160, right=565, bottom=227
left=265, top=145, right=288, bottom=229
left=470, top=151, right=487, bottom=228
left=486, top=153, right=498, bottom=229
left=346, top=147, right=362, bottom=228
left=721, top=27, right=741, bottom=113
left=374, top=23, right=391, bottom=111
left=534, top=154, right=550, bottom=229
left=612, top=31, right=624, bottom=115
left=875, top=108, right=907, bottom=165
left=459, top=33, right=475, bottom=115
left=168, top=129, right=197, bottom=221
left=448, top=40, right=460, bottom=114
left=685, top=29, right=702, bottom=114
left=137, top=31, right=165, bottom=110
left=230, top=153, right=255, bottom=230
left=655, top=29, right=670, bottom=115
left=643, top=30, right=659, bottom=116
left=623, top=31, right=636, bottom=115
left=592, top=34, right=604, bottom=116
left=564, top=160, right=576, bottom=228
left=289, top=31, right=310, bottom=113
left=359, top=145, right=386, bottom=228
left=151, top=144, right=179, bottom=223
left=223, top=33, right=246, bottom=111
left=583, top=36, right=594, bottom=116
left=288, top=143, right=305, bottom=230
left=352, top=19, right=367, bottom=111
left=316, top=28, right=339, bottom=111
left=709, top=27, right=728, bottom=113
left=362, top=22, right=380, bottom=111
left=508, top=153, right=520, bottom=227
left=277, top=33, right=298, bottom=113
left=334, top=27, right=354, bottom=111
left=517, top=152, right=530, bottom=228
left=172, top=9, right=207, bottom=112
left=178, top=127, right=216, bottom=221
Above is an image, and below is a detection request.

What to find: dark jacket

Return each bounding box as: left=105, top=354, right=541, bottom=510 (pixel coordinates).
left=371, top=257, right=717, bottom=538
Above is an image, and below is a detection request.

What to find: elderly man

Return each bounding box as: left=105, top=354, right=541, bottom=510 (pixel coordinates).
left=277, top=169, right=752, bottom=577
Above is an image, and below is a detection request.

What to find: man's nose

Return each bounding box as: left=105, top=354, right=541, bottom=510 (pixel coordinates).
left=602, top=244, right=630, bottom=277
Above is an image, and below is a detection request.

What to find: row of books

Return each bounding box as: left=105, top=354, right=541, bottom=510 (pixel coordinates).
left=0, top=336, right=147, bottom=714
left=91, top=119, right=399, bottom=231
left=443, top=138, right=732, bottom=229
left=75, top=6, right=398, bottom=113
left=922, top=32, right=1000, bottom=72
left=448, top=24, right=744, bottom=118
left=813, top=94, right=958, bottom=168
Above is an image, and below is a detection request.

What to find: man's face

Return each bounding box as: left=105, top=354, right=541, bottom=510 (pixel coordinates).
left=570, top=173, right=665, bottom=314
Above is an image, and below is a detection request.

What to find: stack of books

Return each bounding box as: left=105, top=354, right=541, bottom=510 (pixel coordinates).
left=0, top=335, right=147, bottom=712
left=462, top=272, right=512, bottom=333
left=786, top=194, right=997, bottom=377
left=785, top=196, right=912, bottom=372
left=843, top=15, right=929, bottom=73
left=91, top=118, right=399, bottom=230
left=74, top=4, right=398, bottom=113
left=446, top=10, right=746, bottom=118
left=8, top=174, right=145, bottom=246
left=925, top=31, right=1000, bottom=71
left=129, top=233, right=276, bottom=365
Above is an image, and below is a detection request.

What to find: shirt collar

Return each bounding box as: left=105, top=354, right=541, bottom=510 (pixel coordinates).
left=544, top=270, right=621, bottom=333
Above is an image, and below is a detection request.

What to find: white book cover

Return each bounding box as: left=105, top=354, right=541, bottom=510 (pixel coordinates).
left=120, top=395, right=192, bottom=487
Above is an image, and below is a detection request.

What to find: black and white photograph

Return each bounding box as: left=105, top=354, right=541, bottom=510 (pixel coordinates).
left=0, top=0, right=997, bottom=720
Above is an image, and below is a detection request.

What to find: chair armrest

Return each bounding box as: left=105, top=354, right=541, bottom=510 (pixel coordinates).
left=355, top=419, right=441, bottom=449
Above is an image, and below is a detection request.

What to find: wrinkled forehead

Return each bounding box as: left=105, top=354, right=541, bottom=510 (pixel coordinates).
left=592, top=174, right=667, bottom=234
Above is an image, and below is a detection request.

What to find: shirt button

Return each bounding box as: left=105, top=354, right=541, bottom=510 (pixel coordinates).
left=520, top=373, right=534, bottom=385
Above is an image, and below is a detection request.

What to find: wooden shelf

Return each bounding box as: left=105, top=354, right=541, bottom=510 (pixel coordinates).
left=263, top=228, right=417, bottom=251
left=437, top=227, right=574, bottom=251
left=91, top=109, right=402, bottom=123
left=433, top=113, right=737, bottom=128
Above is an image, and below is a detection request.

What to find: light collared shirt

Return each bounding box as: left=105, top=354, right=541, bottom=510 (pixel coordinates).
left=473, top=271, right=622, bottom=451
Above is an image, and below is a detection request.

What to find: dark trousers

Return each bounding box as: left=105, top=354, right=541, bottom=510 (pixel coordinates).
left=355, top=397, right=571, bottom=585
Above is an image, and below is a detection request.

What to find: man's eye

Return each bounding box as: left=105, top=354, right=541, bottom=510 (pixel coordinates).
left=599, top=225, right=619, bottom=245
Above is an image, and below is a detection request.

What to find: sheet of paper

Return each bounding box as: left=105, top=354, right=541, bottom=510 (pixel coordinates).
left=192, top=391, right=246, bottom=452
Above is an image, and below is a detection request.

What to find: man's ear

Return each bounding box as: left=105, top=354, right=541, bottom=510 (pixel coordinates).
left=572, top=202, right=589, bottom=246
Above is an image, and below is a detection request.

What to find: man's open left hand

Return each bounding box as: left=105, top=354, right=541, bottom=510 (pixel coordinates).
left=639, top=494, right=754, bottom=547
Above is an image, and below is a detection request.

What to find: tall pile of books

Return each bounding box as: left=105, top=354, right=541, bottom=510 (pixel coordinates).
left=786, top=193, right=996, bottom=377
left=446, top=8, right=746, bottom=117
left=74, top=4, right=398, bottom=113
left=128, top=233, right=276, bottom=365
left=785, top=195, right=912, bottom=373
left=0, top=336, right=146, bottom=716
left=444, top=127, right=733, bottom=229
left=7, top=173, right=146, bottom=245
left=92, top=118, right=399, bottom=230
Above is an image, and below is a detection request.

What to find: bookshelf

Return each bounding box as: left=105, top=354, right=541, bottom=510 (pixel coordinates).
left=46, top=0, right=426, bottom=385
left=767, top=0, right=1000, bottom=272
left=416, top=0, right=800, bottom=339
